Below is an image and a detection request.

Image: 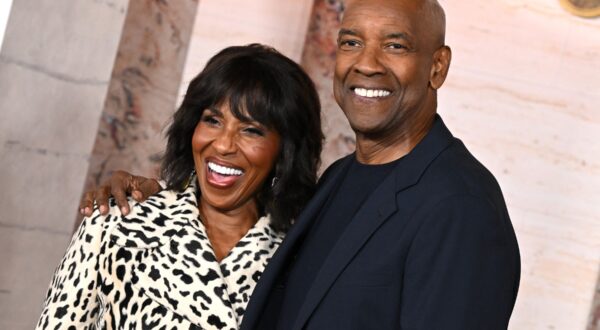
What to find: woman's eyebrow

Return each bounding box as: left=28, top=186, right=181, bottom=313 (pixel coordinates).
left=206, top=107, right=222, bottom=115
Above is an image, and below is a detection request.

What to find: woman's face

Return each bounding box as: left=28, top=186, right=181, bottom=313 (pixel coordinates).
left=192, top=102, right=281, bottom=213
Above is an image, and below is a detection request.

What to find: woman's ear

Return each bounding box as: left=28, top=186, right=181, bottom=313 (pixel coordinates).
left=429, top=45, right=452, bottom=90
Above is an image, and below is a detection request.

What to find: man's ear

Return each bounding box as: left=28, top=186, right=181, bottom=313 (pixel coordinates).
left=429, top=45, right=452, bottom=90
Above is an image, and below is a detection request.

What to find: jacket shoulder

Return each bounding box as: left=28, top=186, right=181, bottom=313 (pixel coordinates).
left=109, top=188, right=197, bottom=249
left=423, top=139, right=504, bottom=199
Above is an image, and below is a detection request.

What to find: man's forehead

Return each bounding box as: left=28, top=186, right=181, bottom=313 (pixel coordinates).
left=340, top=0, right=446, bottom=45
left=341, top=0, right=419, bottom=24
left=339, top=0, right=419, bottom=34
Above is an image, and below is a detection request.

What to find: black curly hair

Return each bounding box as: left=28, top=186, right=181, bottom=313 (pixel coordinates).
left=160, top=44, right=323, bottom=232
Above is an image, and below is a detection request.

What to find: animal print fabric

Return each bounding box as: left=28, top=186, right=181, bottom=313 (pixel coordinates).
left=36, top=181, right=284, bottom=329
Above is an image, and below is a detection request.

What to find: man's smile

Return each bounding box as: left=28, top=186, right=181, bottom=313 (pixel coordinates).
left=352, top=87, right=392, bottom=98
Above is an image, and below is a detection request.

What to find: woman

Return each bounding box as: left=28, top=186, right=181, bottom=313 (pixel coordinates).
left=37, top=44, right=323, bottom=329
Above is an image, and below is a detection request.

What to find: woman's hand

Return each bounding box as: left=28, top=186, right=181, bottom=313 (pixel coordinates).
left=79, top=170, right=162, bottom=216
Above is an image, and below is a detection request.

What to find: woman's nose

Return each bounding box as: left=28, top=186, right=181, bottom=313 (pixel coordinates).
left=213, top=129, right=238, bottom=155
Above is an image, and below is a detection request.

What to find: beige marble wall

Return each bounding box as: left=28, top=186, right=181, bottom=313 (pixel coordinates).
left=178, top=0, right=314, bottom=103
left=0, top=0, right=129, bottom=328
left=301, top=0, right=600, bottom=329
left=441, top=1, right=600, bottom=329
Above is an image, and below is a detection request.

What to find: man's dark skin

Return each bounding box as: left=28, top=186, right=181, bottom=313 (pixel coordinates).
left=80, top=0, right=451, bottom=217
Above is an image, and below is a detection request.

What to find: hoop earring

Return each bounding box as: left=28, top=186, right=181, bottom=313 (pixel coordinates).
left=271, top=176, right=279, bottom=188
left=183, top=170, right=196, bottom=189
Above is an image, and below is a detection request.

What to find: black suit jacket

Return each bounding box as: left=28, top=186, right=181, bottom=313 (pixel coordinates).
left=241, top=115, right=520, bottom=330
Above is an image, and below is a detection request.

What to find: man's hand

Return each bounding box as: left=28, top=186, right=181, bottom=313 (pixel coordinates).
left=79, top=170, right=162, bottom=216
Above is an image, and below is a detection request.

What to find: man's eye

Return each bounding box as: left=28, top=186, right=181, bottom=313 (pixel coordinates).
left=386, top=43, right=407, bottom=50
left=339, top=39, right=360, bottom=49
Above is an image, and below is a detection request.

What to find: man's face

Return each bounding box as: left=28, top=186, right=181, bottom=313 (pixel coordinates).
left=333, top=0, right=443, bottom=139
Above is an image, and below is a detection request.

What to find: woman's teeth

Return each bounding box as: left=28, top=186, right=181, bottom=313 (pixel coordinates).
left=208, top=162, right=243, bottom=176
left=353, top=88, right=391, bottom=98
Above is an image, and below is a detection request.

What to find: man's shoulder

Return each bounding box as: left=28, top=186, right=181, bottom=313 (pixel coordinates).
left=417, top=138, right=504, bottom=202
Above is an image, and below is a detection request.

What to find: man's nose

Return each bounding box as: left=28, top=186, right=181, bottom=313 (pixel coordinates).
left=213, top=129, right=238, bottom=155
left=354, top=46, right=386, bottom=76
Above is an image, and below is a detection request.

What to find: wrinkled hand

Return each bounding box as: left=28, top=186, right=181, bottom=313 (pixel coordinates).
left=79, top=170, right=162, bottom=217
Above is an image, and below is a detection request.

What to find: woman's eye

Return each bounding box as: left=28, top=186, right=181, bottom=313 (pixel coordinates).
left=201, top=115, right=219, bottom=125
left=243, top=127, right=265, bottom=137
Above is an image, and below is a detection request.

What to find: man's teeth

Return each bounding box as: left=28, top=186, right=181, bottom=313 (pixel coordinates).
left=353, top=88, right=391, bottom=98
left=208, top=162, right=243, bottom=176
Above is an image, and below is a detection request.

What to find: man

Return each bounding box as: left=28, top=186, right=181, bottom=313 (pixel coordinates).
left=83, top=0, right=520, bottom=328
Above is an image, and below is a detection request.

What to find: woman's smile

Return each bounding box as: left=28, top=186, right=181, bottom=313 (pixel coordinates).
left=205, top=159, right=245, bottom=188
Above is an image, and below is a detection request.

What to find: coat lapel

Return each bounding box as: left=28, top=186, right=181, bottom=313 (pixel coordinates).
left=110, top=183, right=239, bottom=329
left=291, top=115, right=456, bottom=330
left=240, top=156, right=353, bottom=330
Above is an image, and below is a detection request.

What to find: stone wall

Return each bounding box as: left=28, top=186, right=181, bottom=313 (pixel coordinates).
left=0, top=0, right=129, bottom=328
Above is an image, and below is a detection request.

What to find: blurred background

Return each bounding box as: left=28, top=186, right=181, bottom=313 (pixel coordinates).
left=0, top=0, right=599, bottom=329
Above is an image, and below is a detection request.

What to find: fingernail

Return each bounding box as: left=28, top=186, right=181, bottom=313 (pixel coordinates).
left=121, top=206, right=129, bottom=215
left=99, top=205, right=107, bottom=214
left=79, top=208, right=84, bottom=214
left=132, top=191, right=142, bottom=201
left=85, top=207, right=91, bottom=215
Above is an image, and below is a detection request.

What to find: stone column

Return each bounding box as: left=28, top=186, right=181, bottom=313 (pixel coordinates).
left=82, top=0, right=199, bottom=210
left=299, top=0, right=353, bottom=171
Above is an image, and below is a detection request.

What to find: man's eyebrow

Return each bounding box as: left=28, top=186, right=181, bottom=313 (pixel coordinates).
left=385, top=32, right=411, bottom=40
left=337, top=29, right=412, bottom=41
left=337, top=28, right=359, bottom=37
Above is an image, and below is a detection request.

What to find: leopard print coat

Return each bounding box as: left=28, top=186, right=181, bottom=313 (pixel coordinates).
left=36, top=181, right=284, bottom=329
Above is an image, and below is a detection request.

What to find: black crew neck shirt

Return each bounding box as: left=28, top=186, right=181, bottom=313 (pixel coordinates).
left=273, top=156, right=401, bottom=328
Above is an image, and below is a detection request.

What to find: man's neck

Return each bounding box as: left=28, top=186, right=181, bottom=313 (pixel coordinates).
left=354, top=114, right=435, bottom=165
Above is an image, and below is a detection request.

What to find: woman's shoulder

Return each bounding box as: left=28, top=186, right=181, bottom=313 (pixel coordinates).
left=107, top=187, right=199, bottom=249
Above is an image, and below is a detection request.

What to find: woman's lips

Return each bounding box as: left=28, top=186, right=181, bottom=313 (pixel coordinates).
left=205, top=161, right=244, bottom=188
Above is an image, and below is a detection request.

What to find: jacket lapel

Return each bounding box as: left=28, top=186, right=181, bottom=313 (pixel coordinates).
left=131, top=226, right=239, bottom=329
left=291, top=115, right=455, bottom=330
left=110, top=183, right=239, bottom=329
left=240, top=156, right=353, bottom=330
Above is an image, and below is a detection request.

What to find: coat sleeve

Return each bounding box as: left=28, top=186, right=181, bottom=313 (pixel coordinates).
left=36, top=212, right=106, bottom=329
left=400, top=194, right=520, bottom=330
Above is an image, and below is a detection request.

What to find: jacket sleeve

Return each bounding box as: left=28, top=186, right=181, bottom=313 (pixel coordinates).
left=36, top=212, right=106, bottom=329
left=400, top=194, right=520, bottom=330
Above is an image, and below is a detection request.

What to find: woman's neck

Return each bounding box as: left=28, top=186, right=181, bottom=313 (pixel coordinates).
left=198, top=200, right=259, bottom=262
